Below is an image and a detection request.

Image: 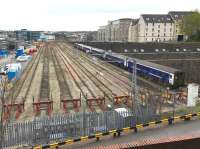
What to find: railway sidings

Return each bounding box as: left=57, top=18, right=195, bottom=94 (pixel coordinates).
left=4, top=41, right=167, bottom=122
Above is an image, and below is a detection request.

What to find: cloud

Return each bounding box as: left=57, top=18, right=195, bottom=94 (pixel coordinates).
left=0, top=0, right=199, bottom=31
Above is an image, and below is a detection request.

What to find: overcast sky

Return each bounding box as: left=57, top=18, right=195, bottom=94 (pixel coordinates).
left=0, top=0, right=199, bottom=31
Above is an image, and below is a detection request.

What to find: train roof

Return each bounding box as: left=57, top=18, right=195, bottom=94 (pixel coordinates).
left=129, top=58, right=181, bottom=73
left=91, top=47, right=105, bottom=53
left=106, top=52, right=127, bottom=59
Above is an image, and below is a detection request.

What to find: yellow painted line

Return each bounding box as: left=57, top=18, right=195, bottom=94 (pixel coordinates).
left=65, top=139, right=74, bottom=144
left=174, top=116, right=181, bottom=120
left=95, top=133, right=103, bottom=137
left=136, top=124, right=143, bottom=128
left=49, top=142, right=58, bottom=148
left=161, top=118, right=168, bottom=123
left=109, top=130, right=117, bottom=134
left=122, top=127, right=131, bottom=132
left=185, top=114, right=192, bottom=118
left=81, top=136, right=88, bottom=141
left=33, top=146, right=42, bottom=149
left=148, top=121, right=156, bottom=125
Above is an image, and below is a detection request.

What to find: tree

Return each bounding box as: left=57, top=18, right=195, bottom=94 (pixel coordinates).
left=181, top=10, right=200, bottom=41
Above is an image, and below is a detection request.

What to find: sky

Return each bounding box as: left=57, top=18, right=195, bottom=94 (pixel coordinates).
left=0, top=0, right=199, bottom=31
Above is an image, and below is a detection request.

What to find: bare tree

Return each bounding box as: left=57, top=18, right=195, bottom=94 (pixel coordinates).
left=0, top=76, right=9, bottom=149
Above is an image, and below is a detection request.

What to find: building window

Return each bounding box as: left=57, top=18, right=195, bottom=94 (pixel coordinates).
left=158, top=30, right=160, bottom=33
left=170, top=28, right=172, bottom=32
left=146, top=38, right=148, bottom=41
left=158, top=25, right=160, bottom=28
left=152, top=28, right=154, bottom=32
left=164, top=33, right=166, bottom=36
left=153, top=23, right=154, bottom=26
left=146, top=28, right=148, bottom=32
left=158, top=34, right=160, bottom=37
left=164, top=38, right=165, bottom=41
left=146, top=33, right=148, bottom=36
left=146, top=23, right=148, bottom=26
left=164, top=28, right=166, bottom=32
left=152, top=33, right=154, bottom=36
left=164, top=23, right=166, bottom=26
left=176, top=30, right=178, bottom=33
left=152, top=38, right=154, bottom=41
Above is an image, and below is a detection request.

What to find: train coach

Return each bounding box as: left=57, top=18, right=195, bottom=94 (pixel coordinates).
left=126, top=58, right=185, bottom=88
left=74, top=43, right=92, bottom=53
left=74, top=43, right=185, bottom=88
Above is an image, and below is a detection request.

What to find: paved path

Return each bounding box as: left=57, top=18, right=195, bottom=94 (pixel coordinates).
left=61, top=119, right=200, bottom=149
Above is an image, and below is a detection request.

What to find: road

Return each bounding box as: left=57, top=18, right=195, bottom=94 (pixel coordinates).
left=61, top=119, right=200, bottom=149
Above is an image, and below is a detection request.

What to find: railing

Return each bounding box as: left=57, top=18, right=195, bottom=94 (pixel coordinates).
left=2, top=111, right=200, bottom=148
left=2, top=110, right=157, bottom=148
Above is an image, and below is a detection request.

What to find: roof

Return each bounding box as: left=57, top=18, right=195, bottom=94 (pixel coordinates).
left=168, top=11, right=192, bottom=20
left=111, top=18, right=132, bottom=23
left=131, top=58, right=180, bottom=74
left=141, top=14, right=174, bottom=23
left=130, top=19, right=139, bottom=26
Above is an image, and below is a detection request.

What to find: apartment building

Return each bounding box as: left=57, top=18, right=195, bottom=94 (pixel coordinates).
left=97, top=18, right=132, bottom=42
left=134, top=14, right=175, bottom=42
left=97, top=26, right=107, bottom=41
left=168, top=11, right=192, bottom=41
left=128, top=19, right=139, bottom=42
left=98, top=11, right=192, bottom=43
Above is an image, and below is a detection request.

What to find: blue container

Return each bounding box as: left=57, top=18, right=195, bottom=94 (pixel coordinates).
left=16, top=49, right=24, bottom=58
left=0, top=50, right=8, bottom=57
left=7, top=71, right=16, bottom=81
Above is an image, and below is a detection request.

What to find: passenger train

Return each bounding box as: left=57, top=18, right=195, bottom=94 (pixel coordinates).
left=74, top=43, right=185, bottom=89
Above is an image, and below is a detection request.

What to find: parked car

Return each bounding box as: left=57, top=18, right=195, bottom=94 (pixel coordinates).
left=16, top=55, right=32, bottom=62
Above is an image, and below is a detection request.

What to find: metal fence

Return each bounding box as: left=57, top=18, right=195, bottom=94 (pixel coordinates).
left=2, top=110, right=159, bottom=148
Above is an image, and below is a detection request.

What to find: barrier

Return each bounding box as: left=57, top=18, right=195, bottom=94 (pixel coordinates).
left=32, top=112, right=200, bottom=149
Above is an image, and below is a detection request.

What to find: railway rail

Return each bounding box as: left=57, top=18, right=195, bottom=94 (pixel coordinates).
left=3, top=48, right=42, bottom=121
left=65, top=43, right=164, bottom=92
left=57, top=43, right=131, bottom=109
left=55, top=45, right=98, bottom=112
left=32, top=45, right=53, bottom=116
left=50, top=46, right=75, bottom=112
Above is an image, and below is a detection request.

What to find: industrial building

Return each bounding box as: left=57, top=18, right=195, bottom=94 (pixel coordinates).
left=15, top=29, right=42, bottom=41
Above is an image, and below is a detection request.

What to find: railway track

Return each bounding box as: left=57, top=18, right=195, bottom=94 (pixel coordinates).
left=55, top=45, right=99, bottom=112
left=65, top=43, right=164, bottom=92
left=60, top=44, right=124, bottom=97
left=62, top=43, right=132, bottom=92
left=39, top=46, right=50, bottom=101
left=50, top=47, right=72, bottom=101
left=5, top=48, right=42, bottom=121
left=6, top=49, right=41, bottom=102
left=57, top=43, right=130, bottom=109
left=17, top=48, right=43, bottom=101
